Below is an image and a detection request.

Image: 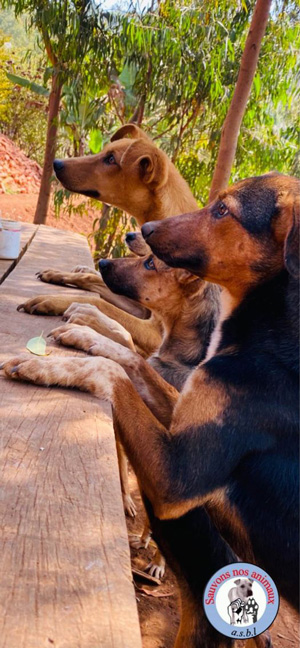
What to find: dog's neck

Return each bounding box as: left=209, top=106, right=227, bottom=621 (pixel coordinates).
left=159, top=164, right=199, bottom=217
left=149, top=282, right=220, bottom=390
left=205, top=289, right=239, bottom=362
left=138, top=165, right=198, bottom=224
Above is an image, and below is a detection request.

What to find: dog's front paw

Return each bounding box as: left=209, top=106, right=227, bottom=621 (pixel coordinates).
left=17, top=295, right=66, bottom=316
left=36, top=269, right=66, bottom=285
left=62, top=302, right=99, bottom=322
left=50, top=323, right=99, bottom=353
left=1, top=354, right=52, bottom=385
left=1, top=354, right=127, bottom=398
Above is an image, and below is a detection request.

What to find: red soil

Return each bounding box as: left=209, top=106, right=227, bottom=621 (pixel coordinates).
left=0, top=192, right=96, bottom=240
left=0, top=134, right=96, bottom=241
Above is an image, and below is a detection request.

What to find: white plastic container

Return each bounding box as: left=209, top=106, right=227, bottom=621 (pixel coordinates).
left=0, top=219, right=21, bottom=260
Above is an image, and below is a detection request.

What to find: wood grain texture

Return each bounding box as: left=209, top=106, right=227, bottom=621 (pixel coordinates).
left=0, top=225, right=142, bottom=648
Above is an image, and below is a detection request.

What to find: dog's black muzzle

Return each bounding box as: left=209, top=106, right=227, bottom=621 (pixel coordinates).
left=99, top=258, right=138, bottom=301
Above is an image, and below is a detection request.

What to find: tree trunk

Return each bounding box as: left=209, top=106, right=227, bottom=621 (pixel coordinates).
left=209, top=0, right=272, bottom=202
left=34, top=72, right=62, bottom=224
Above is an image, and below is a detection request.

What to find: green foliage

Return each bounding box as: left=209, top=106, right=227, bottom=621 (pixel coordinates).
left=59, top=79, right=108, bottom=156
left=0, top=0, right=299, bottom=253
left=91, top=207, right=138, bottom=260
left=0, top=35, right=48, bottom=163
left=0, top=30, right=12, bottom=120
left=88, top=129, right=103, bottom=154
left=120, top=0, right=300, bottom=203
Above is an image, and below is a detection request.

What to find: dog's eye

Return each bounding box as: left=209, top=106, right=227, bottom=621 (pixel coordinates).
left=104, top=154, right=116, bottom=165
left=215, top=202, right=229, bottom=218
left=144, top=257, right=156, bottom=271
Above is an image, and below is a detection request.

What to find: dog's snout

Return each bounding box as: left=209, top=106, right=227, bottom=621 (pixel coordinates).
left=99, top=259, right=111, bottom=273
left=125, top=232, right=136, bottom=243
left=53, top=159, right=64, bottom=174
left=141, top=222, right=156, bottom=240
left=247, top=589, right=252, bottom=596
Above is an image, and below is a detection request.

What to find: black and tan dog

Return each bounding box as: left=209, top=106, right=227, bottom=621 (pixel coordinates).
left=2, top=173, right=299, bottom=647
left=54, top=244, right=219, bottom=574
left=47, top=244, right=220, bottom=576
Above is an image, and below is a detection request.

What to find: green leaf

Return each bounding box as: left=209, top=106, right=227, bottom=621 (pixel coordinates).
left=253, top=74, right=261, bottom=99
left=6, top=72, right=50, bottom=96
left=88, top=129, right=103, bottom=154
left=119, top=63, right=137, bottom=90
left=26, top=333, right=49, bottom=356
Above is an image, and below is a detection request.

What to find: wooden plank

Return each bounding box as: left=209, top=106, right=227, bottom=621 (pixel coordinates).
left=0, top=221, right=37, bottom=284
left=0, top=225, right=142, bottom=648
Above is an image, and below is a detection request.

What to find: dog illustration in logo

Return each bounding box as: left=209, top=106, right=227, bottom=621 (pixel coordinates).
left=227, top=578, right=254, bottom=625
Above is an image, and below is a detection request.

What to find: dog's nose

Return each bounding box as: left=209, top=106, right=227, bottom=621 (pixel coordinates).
left=99, top=259, right=110, bottom=273
left=53, top=159, right=64, bottom=174
left=141, top=222, right=156, bottom=240
left=125, top=232, right=136, bottom=243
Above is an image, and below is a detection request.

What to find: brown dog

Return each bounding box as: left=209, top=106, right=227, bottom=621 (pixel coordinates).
left=3, top=173, right=298, bottom=647
left=53, top=123, right=196, bottom=222
left=47, top=247, right=220, bottom=574
left=96, top=248, right=219, bottom=389
left=17, top=124, right=199, bottom=356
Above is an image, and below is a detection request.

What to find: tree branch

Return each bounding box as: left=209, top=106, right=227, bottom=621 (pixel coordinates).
left=209, top=0, right=272, bottom=201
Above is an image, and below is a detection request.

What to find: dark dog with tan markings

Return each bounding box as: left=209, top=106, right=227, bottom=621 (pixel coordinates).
left=55, top=243, right=219, bottom=575
left=2, top=173, right=298, bottom=647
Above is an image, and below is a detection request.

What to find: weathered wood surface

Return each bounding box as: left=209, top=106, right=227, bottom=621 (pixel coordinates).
left=0, top=225, right=142, bottom=648
left=0, top=221, right=37, bottom=283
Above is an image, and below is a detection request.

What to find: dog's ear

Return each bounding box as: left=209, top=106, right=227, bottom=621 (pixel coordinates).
left=120, top=139, right=169, bottom=189
left=234, top=579, right=241, bottom=585
left=111, top=124, right=150, bottom=142
left=137, top=150, right=169, bottom=188
left=248, top=579, right=254, bottom=584
left=284, top=200, right=299, bottom=279
left=275, top=185, right=299, bottom=278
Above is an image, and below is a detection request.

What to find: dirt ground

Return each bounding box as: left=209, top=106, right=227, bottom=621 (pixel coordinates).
left=0, top=193, right=97, bottom=242
left=0, top=191, right=299, bottom=648
left=0, top=136, right=96, bottom=239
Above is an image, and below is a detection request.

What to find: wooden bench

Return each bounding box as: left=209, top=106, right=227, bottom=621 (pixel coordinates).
left=0, top=224, right=142, bottom=648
